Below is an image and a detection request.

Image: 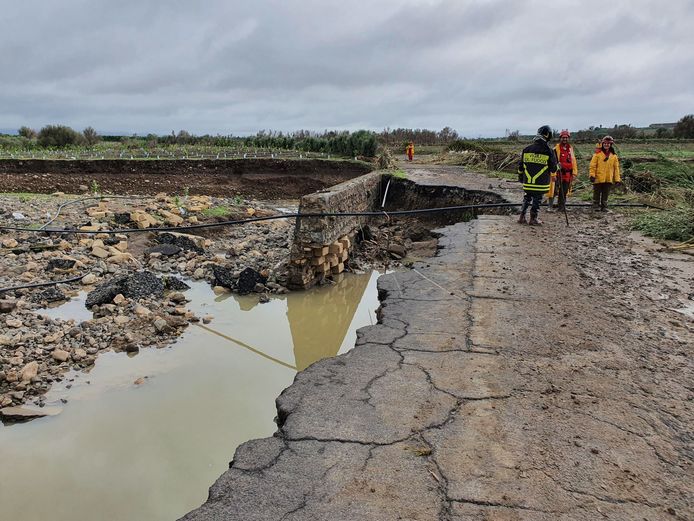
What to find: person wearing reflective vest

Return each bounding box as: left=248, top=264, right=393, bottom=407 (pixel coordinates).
left=553, top=130, right=578, bottom=211
left=517, top=125, right=558, bottom=225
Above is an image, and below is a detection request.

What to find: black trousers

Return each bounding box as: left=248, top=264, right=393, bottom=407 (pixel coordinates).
left=593, top=183, right=612, bottom=209
left=520, top=191, right=543, bottom=216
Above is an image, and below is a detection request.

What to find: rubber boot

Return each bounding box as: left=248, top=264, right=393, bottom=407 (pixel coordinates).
left=529, top=211, right=543, bottom=226
left=517, top=214, right=527, bottom=224
left=546, top=196, right=554, bottom=212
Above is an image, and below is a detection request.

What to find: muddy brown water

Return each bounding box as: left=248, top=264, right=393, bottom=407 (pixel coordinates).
left=0, top=272, right=381, bottom=521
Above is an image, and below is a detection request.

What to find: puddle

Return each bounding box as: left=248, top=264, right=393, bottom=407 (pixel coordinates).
left=0, top=271, right=382, bottom=521
left=35, top=290, right=92, bottom=323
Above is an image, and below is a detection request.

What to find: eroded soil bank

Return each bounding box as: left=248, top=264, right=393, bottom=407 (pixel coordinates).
left=183, top=165, right=693, bottom=521
left=0, top=158, right=371, bottom=198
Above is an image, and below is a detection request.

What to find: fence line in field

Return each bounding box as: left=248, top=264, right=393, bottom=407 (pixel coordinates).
left=0, top=148, right=333, bottom=161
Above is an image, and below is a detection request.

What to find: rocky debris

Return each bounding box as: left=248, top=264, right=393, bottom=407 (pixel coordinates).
left=0, top=299, right=17, bottom=313
left=212, top=265, right=236, bottom=289
left=0, top=193, right=298, bottom=411
left=20, top=361, right=38, bottom=382
left=237, top=267, right=267, bottom=295
left=162, top=276, right=190, bottom=291
left=145, top=244, right=182, bottom=256
left=46, top=258, right=77, bottom=271
left=35, top=287, right=66, bottom=303
left=52, top=349, right=70, bottom=362
left=169, top=292, right=186, bottom=304
left=386, top=243, right=407, bottom=259
left=81, top=273, right=98, bottom=285
left=156, top=232, right=205, bottom=254
left=2, top=238, right=19, bottom=248
left=153, top=318, right=171, bottom=334
left=85, top=271, right=164, bottom=308
left=113, top=212, right=131, bottom=225
left=0, top=406, right=59, bottom=422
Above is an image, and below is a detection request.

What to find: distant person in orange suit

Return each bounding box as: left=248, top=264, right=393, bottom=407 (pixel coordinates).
left=406, top=141, right=414, bottom=161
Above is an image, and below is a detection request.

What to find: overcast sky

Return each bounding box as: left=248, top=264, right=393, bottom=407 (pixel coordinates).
left=1, top=0, right=692, bottom=137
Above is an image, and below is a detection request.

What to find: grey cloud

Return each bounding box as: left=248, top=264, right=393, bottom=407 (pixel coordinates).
left=1, top=0, right=692, bottom=136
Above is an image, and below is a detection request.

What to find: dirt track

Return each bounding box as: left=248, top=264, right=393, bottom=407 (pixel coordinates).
left=0, top=159, right=371, bottom=198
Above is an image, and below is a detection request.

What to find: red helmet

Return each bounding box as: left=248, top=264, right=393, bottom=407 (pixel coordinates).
left=559, top=130, right=570, bottom=138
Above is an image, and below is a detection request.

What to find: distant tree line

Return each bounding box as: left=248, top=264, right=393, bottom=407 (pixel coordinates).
left=8, top=114, right=694, bottom=155
left=13, top=126, right=378, bottom=157
left=242, top=129, right=378, bottom=157
left=377, top=126, right=459, bottom=147
left=568, top=115, right=694, bottom=141
left=17, top=125, right=100, bottom=147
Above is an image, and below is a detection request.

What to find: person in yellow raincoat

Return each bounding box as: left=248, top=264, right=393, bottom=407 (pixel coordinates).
left=405, top=141, right=414, bottom=161
left=590, top=135, right=621, bottom=212
left=552, top=130, right=578, bottom=211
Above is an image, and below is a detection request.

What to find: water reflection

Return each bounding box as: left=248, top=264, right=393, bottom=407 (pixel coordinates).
left=0, top=271, right=381, bottom=521
left=288, top=273, right=371, bottom=370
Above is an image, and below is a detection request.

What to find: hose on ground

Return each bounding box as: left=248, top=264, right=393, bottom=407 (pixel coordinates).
left=1, top=202, right=660, bottom=236
left=0, top=274, right=85, bottom=295
left=0, top=200, right=664, bottom=294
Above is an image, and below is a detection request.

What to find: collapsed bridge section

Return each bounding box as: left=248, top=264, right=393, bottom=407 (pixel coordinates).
left=287, top=173, right=507, bottom=288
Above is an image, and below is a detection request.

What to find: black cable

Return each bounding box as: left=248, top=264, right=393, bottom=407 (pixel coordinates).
left=0, top=201, right=659, bottom=236
left=0, top=274, right=85, bottom=295
left=0, top=200, right=663, bottom=294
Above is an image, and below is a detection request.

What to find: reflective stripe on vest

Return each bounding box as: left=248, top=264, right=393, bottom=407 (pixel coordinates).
left=522, top=183, right=551, bottom=191
left=522, top=164, right=550, bottom=191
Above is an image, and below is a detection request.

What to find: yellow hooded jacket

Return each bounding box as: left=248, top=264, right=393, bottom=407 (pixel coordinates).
left=589, top=148, right=621, bottom=184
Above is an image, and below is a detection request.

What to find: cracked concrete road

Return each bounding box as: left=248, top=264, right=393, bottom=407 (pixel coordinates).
left=182, top=167, right=693, bottom=521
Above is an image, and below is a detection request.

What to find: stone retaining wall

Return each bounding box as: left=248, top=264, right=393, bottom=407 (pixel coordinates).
left=288, top=172, right=382, bottom=289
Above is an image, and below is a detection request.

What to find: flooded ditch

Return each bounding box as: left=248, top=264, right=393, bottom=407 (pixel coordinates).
left=0, top=272, right=381, bottom=521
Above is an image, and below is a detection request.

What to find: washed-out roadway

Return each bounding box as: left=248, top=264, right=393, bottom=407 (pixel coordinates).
left=183, top=165, right=693, bottom=521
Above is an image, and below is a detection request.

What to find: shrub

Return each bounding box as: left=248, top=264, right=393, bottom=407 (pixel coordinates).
left=18, top=126, right=37, bottom=139
left=673, top=114, right=694, bottom=139
left=82, top=126, right=99, bottom=146
left=38, top=125, right=84, bottom=147
left=376, top=148, right=394, bottom=169
left=447, top=140, right=502, bottom=154
left=655, top=127, right=672, bottom=138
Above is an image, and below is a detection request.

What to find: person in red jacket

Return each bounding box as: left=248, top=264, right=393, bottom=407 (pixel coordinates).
left=553, top=130, right=578, bottom=211
left=405, top=142, right=414, bottom=161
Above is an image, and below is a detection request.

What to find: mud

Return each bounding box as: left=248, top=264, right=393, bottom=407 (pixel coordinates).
left=0, top=159, right=372, bottom=198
